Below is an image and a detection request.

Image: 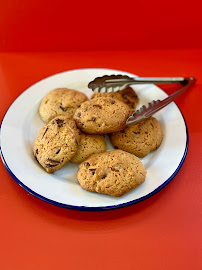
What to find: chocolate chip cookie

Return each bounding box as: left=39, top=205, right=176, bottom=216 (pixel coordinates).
left=33, top=115, right=80, bottom=173
left=110, top=117, right=164, bottom=158
left=77, top=150, right=146, bottom=197
left=71, top=133, right=106, bottom=163
left=91, top=87, right=139, bottom=110
left=39, top=88, right=88, bottom=123
left=73, top=97, right=132, bottom=134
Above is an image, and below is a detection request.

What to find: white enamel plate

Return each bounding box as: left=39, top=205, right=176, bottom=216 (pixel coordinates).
left=0, top=68, right=188, bottom=211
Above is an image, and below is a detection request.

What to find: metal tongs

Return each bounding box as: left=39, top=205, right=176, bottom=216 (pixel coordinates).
left=88, top=75, right=196, bottom=126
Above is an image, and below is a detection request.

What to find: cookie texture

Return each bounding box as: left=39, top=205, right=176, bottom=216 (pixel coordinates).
left=39, top=88, right=88, bottom=123
left=119, top=87, right=139, bottom=110
left=73, top=97, right=131, bottom=134
left=77, top=150, right=146, bottom=197
left=110, top=117, right=163, bottom=158
left=71, top=133, right=106, bottom=163
left=92, top=87, right=139, bottom=110
left=33, top=116, right=80, bottom=173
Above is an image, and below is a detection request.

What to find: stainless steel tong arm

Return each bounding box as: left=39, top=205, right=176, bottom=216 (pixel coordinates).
left=126, top=77, right=196, bottom=126
left=105, top=77, right=185, bottom=85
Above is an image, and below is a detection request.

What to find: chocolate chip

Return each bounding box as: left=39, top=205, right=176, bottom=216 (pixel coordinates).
left=77, top=112, right=81, bottom=117
left=89, top=168, right=96, bottom=175
left=73, top=135, right=79, bottom=145
left=84, top=162, right=90, bottom=168
left=111, top=166, right=120, bottom=172
left=111, top=100, right=115, bottom=104
left=111, top=168, right=120, bottom=172
left=59, top=104, right=67, bottom=112
left=35, top=149, right=38, bottom=155
left=46, top=158, right=60, bottom=164
left=35, top=156, right=39, bottom=163
left=42, top=127, right=48, bottom=139
left=122, top=94, right=130, bottom=103
left=83, top=107, right=88, bottom=112
left=56, top=148, right=61, bottom=154
left=122, top=93, right=128, bottom=98
left=133, top=131, right=140, bottom=134
left=91, top=117, right=96, bottom=121
left=56, top=118, right=64, bottom=128
left=101, top=173, right=108, bottom=179
left=45, top=164, right=58, bottom=168
left=93, top=104, right=102, bottom=109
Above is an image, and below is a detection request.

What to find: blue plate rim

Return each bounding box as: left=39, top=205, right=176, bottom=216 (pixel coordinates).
left=0, top=68, right=189, bottom=211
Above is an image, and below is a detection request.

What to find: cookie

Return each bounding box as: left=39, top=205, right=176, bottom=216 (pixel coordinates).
left=119, top=87, right=139, bottom=110
left=91, top=91, right=123, bottom=104
left=39, top=88, right=88, bottom=123
left=73, top=97, right=131, bottom=134
left=71, top=133, right=106, bottom=163
left=77, top=150, right=146, bottom=197
left=110, top=117, right=163, bottom=158
left=91, top=87, right=139, bottom=110
left=33, top=115, right=80, bottom=173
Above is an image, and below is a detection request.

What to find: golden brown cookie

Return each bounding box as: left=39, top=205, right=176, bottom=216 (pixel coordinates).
left=71, top=133, right=106, bottom=163
left=77, top=150, right=146, bottom=197
left=119, top=87, right=139, bottom=110
left=91, top=87, right=139, bottom=110
left=39, top=88, right=88, bottom=123
left=73, top=97, right=131, bottom=134
left=110, top=117, right=163, bottom=158
left=33, top=116, right=80, bottom=173
left=92, top=91, right=120, bottom=100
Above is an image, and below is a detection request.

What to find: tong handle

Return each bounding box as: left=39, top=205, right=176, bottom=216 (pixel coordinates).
left=126, top=77, right=196, bottom=126
left=106, top=77, right=186, bottom=85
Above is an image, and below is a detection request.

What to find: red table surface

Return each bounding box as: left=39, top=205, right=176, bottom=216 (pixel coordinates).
left=0, top=50, right=201, bottom=270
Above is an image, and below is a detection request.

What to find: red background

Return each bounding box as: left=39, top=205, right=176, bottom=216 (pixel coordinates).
left=0, top=0, right=202, bottom=51
left=0, top=1, right=202, bottom=270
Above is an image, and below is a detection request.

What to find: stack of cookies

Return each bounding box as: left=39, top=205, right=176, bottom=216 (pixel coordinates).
left=33, top=86, right=163, bottom=197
